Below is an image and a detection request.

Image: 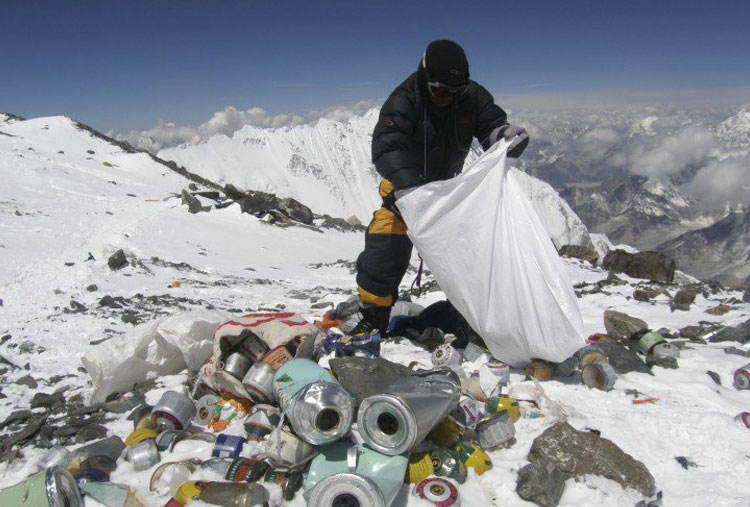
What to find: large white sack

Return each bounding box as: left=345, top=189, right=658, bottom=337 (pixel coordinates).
left=397, top=140, right=585, bottom=366
left=81, top=310, right=225, bottom=403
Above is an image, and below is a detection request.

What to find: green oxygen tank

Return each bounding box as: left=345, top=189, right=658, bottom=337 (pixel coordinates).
left=0, top=467, right=82, bottom=506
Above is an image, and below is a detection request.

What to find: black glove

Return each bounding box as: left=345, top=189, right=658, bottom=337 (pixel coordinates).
left=489, top=124, right=529, bottom=158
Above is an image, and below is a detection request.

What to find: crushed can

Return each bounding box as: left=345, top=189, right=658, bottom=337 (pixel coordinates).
left=263, top=469, right=304, bottom=502
left=152, top=391, right=196, bottom=431
left=414, top=477, right=460, bottom=506
left=273, top=358, right=354, bottom=445
left=199, top=481, right=269, bottom=506
left=582, top=362, right=617, bottom=391
left=225, top=458, right=269, bottom=483
left=638, top=331, right=666, bottom=355
left=652, top=342, right=680, bottom=359
left=449, top=398, right=481, bottom=430
left=453, top=440, right=492, bottom=476
left=0, top=467, right=82, bottom=506
left=484, top=396, right=521, bottom=422
left=129, top=404, right=154, bottom=430
left=476, top=411, right=515, bottom=450
left=430, top=448, right=468, bottom=483
left=265, top=428, right=315, bottom=469
left=154, top=430, right=186, bottom=452
left=733, top=364, right=750, bottom=390
left=244, top=403, right=281, bottom=441
left=405, top=453, right=435, bottom=484
left=125, top=428, right=158, bottom=447
left=242, top=362, right=276, bottom=404
left=126, top=439, right=160, bottom=471
left=224, top=352, right=253, bottom=381
left=428, top=418, right=465, bottom=447
left=239, top=333, right=269, bottom=361
left=261, top=345, right=294, bottom=371
left=358, top=371, right=461, bottom=455
left=305, top=443, right=408, bottom=507
left=212, top=434, right=245, bottom=458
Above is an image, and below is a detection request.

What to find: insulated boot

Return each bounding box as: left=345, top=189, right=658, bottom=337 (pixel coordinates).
left=350, top=305, right=391, bottom=335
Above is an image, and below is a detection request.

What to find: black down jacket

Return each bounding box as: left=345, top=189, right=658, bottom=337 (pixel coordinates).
left=372, top=65, right=508, bottom=191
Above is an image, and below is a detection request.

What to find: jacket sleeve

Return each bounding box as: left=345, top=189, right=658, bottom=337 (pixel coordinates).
left=371, top=89, right=423, bottom=190
left=473, top=84, right=508, bottom=151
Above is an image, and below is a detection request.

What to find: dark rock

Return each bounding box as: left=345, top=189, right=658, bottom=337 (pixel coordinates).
left=723, top=346, right=750, bottom=357
left=675, top=456, right=698, bottom=469
left=598, top=271, right=627, bottom=287
left=188, top=182, right=198, bottom=191
left=645, top=355, right=679, bottom=369
left=597, top=341, right=652, bottom=375
left=706, top=371, right=721, bottom=385
left=181, top=189, right=202, bottom=214
left=224, top=183, right=247, bottom=200
left=0, top=417, right=45, bottom=451
left=0, top=410, right=32, bottom=430
left=30, top=391, right=65, bottom=409
left=743, top=287, right=750, bottom=303
left=528, top=422, right=656, bottom=497
left=671, top=288, right=699, bottom=311
left=108, top=249, right=128, bottom=270
left=86, top=284, right=98, bottom=292
left=67, top=404, right=104, bottom=417
left=14, top=374, right=38, bottom=389
left=238, top=191, right=276, bottom=215
left=194, top=191, right=221, bottom=200
left=516, top=458, right=568, bottom=507
left=633, top=286, right=671, bottom=302
left=86, top=149, right=95, bottom=154
left=18, top=340, right=41, bottom=354
left=49, top=374, right=73, bottom=385
left=98, top=295, right=124, bottom=309
left=278, top=197, right=313, bottom=225
left=121, top=311, right=140, bottom=325
left=75, top=424, right=109, bottom=443
left=64, top=262, right=75, bottom=267
left=603, top=310, right=648, bottom=340
left=603, top=250, right=675, bottom=283
left=69, top=300, right=87, bottom=313
left=329, top=357, right=413, bottom=406
left=558, top=245, right=598, bottom=265
left=103, top=393, right=146, bottom=414
left=709, top=319, right=750, bottom=344
left=705, top=304, right=731, bottom=316
left=0, top=334, right=10, bottom=344
left=679, top=325, right=705, bottom=340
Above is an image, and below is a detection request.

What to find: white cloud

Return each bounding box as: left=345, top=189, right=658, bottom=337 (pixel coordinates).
left=683, top=154, right=750, bottom=208
left=630, top=126, right=714, bottom=177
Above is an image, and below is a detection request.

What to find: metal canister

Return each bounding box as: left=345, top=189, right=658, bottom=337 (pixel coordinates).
left=453, top=441, right=492, bottom=476
left=432, top=344, right=463, bottom=369
left=735, top=412, right=750, bottom=428
left=638, top=331, right=666, bottom=355
left=126, top=439, right=160, bottom=471
left=265, top=428, right=315, bottom=469
left=484, top=396, right=521, bottom=422
left=225, top=458, right=269, bottom=483
left=274, top=358, right=354, bottom=445
left=449, top=398, right=481, bottom=430
left=80, top=455, right=117, bottom=475
left=525, top=360, right=552, bottom=381
left=430, top=448, right=468, bottom=483
left=576, top=344, right=608, bottom=369
left=224, top=352, right=253, bottom=380
left=69, top=436, right=125, bottom=467
left=734, top=364, right=750, bottom=390
left=414, top=477, right=460, bottom=507
left=194, top=394, right=221, bottom=426
left=307, top=473, right=385, bottom=507
left=151, top=391, right=196, bottom=431
left=154, top=430, right=186, bottom=452
left=428, top=418, right=464, bottom=447
left=242, top=362, right=276, bottom=403
left=212, top=434, right=245, bottom=458
left=261, top=345, right=294, bottom=371
left=486, top=359, right=511, bottom=384
left=244, top=403, right=281, bottom=441
left=239, top=333, right=269, bottom=361
left=582, top=362, right=617, bottom=391
left=199, top=482, right=269, bottom=506
left=74, top=468, right=109, bottom=485
left=0, top=467, right=83, bottom=507
left=405, top=453, right=435, bottom=484
left=462, top=342, right=488, bottom=363
left=175, top=481, right=204, bottom=505
left=35, top=446, right=72, bottom=472
left=125, top=428, right=158, bottom=447
left=263, top=469, right=304, bottom=502
left=652, top=342, right=680, bottom=359
left=358, top=371, right=461, bottom=456
left=476, top=411, right=515, bottom=450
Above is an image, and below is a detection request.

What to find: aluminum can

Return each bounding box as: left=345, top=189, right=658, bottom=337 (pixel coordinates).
left=430, top=448, right=468, bottom=483
left=735, top=412, right=750, bottom=428
left=582, top=362, right=617, bottom=391
left=242, top=362, right=276, bottom=403
left=274, top=358, right=354, bottom=445
left=525, top=360, right=552, bottom=381
left=151, top=391, right=196, bottom=431
left=652, top=342, right=680, bottom=359
left=225, top=458, right=269, bottom=483
left=265, top=428, right=315, bottom=469
left=199, top=482, right=269, bottom=507
left=453, top=441, right=492, bottom=476
left=734, top=364, right=750, bottom=390
left=405, top=453, right=434, bottom=484
left=358, top=371, right=460, bottom=455
left=432, top=344, right=463, bottom=369
left=638, top=331, right=666, bottom=355
left=261, top=345, right=294, bottom=370
left=244, top=403, right=281, bottom=441
left=239, top=333, right=269, bottom=361
left=428, top=418, right=464, bottom=447
left=484, top=396, right=521, bottom=422
left=462, top=342, right=488, bottom=363
left=486, top=359, right=511, bottom=384
left=224, top=352, right=253, bottom=380
left=212, top=434, right=245, bottom=458
left=194, top=394, right=221, bottom=426
left=449, top=398, right=481, bottom=430
left=126, top=439, right=160, bottom=471
left=263, top=469, right=304, bottom=502
left=125, top=428, right=158, bottom=446
left=476, top=411, right=515, bottom=450
left=414, top=477, right=460, bottom=506
left=0, top=467, right=82, bottom=507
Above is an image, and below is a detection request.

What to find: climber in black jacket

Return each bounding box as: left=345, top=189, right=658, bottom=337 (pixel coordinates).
left=353, top=39, right=529, bottom=333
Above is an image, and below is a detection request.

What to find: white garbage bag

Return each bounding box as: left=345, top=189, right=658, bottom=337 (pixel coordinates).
left=396, top=140, right=585, bottom=366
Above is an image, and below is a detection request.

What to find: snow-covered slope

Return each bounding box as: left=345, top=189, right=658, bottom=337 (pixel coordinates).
left=716, top=106, right=750, bottom=148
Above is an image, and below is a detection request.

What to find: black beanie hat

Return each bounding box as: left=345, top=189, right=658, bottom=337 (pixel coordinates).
left=422, top=40, right=470, bottom=86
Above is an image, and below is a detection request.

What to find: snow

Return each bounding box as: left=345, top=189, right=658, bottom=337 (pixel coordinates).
left=2, top=116, right=750, bottom=506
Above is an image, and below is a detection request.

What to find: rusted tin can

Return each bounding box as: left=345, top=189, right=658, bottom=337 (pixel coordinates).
left=430, top=448, right=467, bottom=484
left=524, top=360, right=552, bottom=381
left=199, top=481, right=269, bottom=506
left=242, top=362, right=276, bottom=403
left=734, top=364, right=750, bottom=390
left=126, top=440, right=160, bottom=471
left=476, top=411, right=515, bottom=450
left=224, top=352, right=253, bottom=381
left=239, top=333, right=269, bottom=361
left=0, top=467, right=83, bottom=507
left=151, top=391, right=196, bottom=431
left=414, top=477, right=460, bottom=506
left=261, top=345, right=294, bottom=371
left=581, top=362, right=617, bottom=391
left=211, top=434, right=245, bottom=458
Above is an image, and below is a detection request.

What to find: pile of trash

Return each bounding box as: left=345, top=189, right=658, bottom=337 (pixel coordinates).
left=3, top=300, right=749, bottom=507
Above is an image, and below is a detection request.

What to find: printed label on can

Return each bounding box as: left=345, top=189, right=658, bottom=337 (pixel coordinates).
left=414, top=477, right=460, bottom=507
left=153, top=411, right=183, bottom=431
left=225, top=458, right=269, bottom=483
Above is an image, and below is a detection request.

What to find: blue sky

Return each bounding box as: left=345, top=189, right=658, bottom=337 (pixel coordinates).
left=2, top=0, right=749, bottom=133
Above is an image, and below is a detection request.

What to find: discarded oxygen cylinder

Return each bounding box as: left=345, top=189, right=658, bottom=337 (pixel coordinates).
left=224, top=352, right=253, bottom=380
left=430, top=448, right=467, bottom=483
left=637, top=331, right=666, bottom=355
left=358, top=371, right=461, bottom=455
left=68, top=436, right=125, bottom=474
left=151, top=391, right=196, bottom=431
left=0, top=467, right=82, bottom=506
left=265, top=428, right=315, bottom=469
left=244, top=403, right=281, bottom=441
left=199, top=482, right=269, bottom=507
left=305, top=443, right=408, bottom=507
left=273, top=358, right=354, bottom=445
left=476, top=411, right=515, bottom=449
left=651, top=342, right=680, bottom=359
left=242, top=362, right=276, bottom=403
left=734, top=364, right=750, bottom=390
left=582, top=362, right=617, bottom=391
left=413, top=477, right=460, bottom=506
left=126, top=439, right=160, bottom=471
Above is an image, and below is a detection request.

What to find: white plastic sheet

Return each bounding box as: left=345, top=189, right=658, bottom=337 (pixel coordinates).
left=397, top=140, right=585, bottom=366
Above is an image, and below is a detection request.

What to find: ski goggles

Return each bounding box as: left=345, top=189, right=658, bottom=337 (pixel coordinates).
left=427, top=80, right=469, bottom=98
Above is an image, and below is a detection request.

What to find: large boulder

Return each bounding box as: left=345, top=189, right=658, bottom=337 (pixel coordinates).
left=603, top=310, right=648, bottom=340
left=633, top=286, right=670, bottom=302
left=709, top=318, right=750, bottom=344
left=603, top=250, right=675, bottom=283
left=528, top=422, right=656, bottom=497
left=278, top=198, right=313, bottom=225
left=558, top=245, right=598, bottom=265
left=181, top=189, right=202, bottom=214
left=596, top=340, right=652, bottom=375
left=671, top=287, right=699, bottom=311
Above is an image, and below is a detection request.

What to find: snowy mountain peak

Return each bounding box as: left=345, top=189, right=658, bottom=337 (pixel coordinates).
left=716, top=106, right=750, bottom=147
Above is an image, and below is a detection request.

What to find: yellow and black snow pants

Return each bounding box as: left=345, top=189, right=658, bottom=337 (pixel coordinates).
left=355, top=179, right=413, bottom=308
